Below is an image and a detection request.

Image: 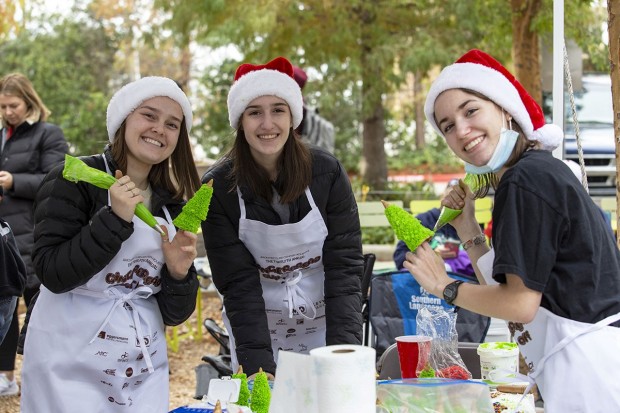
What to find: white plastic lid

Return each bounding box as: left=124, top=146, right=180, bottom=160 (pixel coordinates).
left=206, top=377, right=241, bottom=406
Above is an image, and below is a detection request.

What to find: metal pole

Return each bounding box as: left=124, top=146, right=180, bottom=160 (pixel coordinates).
left=551, top=0, right=565, bottom=160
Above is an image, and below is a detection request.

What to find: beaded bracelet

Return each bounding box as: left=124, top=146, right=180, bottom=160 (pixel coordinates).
left=462, top=233, right=486, bottom=251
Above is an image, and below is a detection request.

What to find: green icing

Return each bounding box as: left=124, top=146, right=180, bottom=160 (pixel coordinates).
left=418, top=364, right=436, bottom=378
left=231, top=372, right=250, bottom=407
left=249, top=370, right=271, bottom=413
left=172, top=183, right=214, bottom=233
left=479, top=342, right=517, bottom=351
left=384, top=204, right=434, bottom=251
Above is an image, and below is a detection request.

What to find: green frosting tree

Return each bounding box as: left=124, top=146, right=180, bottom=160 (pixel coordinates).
left=231, top=365, right=250, bottom=407
left=249, top=368, right=271, bottom=413
left=172, top=180, right=214, bottom=233
left=383, top=201, right=434, bottom=251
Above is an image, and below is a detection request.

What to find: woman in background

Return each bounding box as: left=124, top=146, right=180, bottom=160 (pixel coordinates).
left=0, top=73, right=68, bottom=396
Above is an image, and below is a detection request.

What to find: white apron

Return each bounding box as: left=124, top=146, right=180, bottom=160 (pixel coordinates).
left=22, top=165, right=174, bottom=413
left=222, top=187, right=328, bottom=372
left=478, top=249, right=620, bottom=411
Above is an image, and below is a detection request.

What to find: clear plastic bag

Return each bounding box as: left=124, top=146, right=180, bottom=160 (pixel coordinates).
left=376, top=378, right=493, bottom=412
left=415, top=306, right=472, bottom=380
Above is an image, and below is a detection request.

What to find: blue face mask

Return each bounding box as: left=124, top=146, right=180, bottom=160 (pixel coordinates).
left=464, top=125, right=519, bottom=174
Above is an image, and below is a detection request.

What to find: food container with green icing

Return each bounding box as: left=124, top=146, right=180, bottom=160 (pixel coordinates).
left=476, top=342, right=519, bottom=384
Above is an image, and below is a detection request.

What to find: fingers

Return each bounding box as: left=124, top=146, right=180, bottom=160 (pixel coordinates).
left=161, top=225, right=170, bottom=243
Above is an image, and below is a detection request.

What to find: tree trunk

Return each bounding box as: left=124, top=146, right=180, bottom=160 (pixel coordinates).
left=607, top=0, right=620, bottom=247
left=178, top=43, right=191, bottom=92
left=511, top=0, right=543, bottom=105
left=359, top=1, right=387, bottom=191
left=414, top=71, right=426, bottom=150
left=361, top=102, right=388, bottom=190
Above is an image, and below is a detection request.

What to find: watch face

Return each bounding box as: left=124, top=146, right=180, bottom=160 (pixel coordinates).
left=443, top=281, right=461, bottom=303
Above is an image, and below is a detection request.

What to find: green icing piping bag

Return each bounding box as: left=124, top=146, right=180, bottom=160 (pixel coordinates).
left=433, top=173, right=480, bottom=232
left=62, top=154, right=165, bottom=236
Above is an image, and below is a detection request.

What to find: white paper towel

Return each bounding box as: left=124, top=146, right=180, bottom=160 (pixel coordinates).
left=269, top=344, right=376, bottom=413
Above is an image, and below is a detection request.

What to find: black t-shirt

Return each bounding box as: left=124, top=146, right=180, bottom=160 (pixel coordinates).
left=492, top=150, right=620, bottom=325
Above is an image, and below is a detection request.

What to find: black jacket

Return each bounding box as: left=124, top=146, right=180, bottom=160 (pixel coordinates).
left=0, top=121, right=68, bottom=288
left=32, top=149, right=198, bottom=326
left=201, top=147, right=363, bottom=375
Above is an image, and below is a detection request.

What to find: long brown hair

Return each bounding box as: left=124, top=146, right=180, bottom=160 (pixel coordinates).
left=0, top=73, right=50, bottom=123
left=225, top=128, right=312, bottom=203
left=111, top=120, right=200, bottom=200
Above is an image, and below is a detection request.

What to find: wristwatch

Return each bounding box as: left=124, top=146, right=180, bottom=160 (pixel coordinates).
left=443, top=280, right=464, bottom=306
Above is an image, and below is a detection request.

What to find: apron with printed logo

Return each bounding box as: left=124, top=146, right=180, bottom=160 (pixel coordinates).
left=222, top=187, right=328, bottom=372
left=22, top=159, right=174, bottom=413
left=478, top=248, right=620, bottom=411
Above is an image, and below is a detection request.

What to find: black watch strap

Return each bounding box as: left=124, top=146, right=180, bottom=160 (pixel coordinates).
left=443, top=280, right=464, bottom=306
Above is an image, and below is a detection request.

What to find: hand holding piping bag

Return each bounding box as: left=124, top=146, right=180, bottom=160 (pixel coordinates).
left=433, top=173, right=479, bottom=231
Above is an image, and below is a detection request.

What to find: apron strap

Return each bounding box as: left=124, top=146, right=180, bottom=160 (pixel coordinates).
left=73, top=285, right=157, bottom=373
left=236, top=187, right=247, bottom=219
left=284, top=270, right=318, bottom=320
left=531, top=310, right=620, bottom=379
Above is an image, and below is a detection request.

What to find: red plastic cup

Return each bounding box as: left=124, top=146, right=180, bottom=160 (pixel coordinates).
left=395, top=335, right=432, bottom=379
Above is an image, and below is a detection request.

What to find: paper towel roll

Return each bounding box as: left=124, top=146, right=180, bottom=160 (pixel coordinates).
left=309, top=345, right=376, bottom=413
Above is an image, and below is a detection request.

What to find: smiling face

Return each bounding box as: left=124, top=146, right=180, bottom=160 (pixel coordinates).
left=0, top=94, right=28, bottom=128
left=123, top=96, right=183, bottom=170
left=434, top=89, right=505, bottom=167
left=240, top=95, right=292, bottom=169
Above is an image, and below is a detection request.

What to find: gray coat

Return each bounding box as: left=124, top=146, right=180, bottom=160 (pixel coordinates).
left=0, top=121, right=68, bottom=288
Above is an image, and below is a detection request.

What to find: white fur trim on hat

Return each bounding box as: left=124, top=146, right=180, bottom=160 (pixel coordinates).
left=106, top=76, right=192, bottom=142
left=424, top=63, right=563, bottom=151
left=227, top=69, right=303, bottom=129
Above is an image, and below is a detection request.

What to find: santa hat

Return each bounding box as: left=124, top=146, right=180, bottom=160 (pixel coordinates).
left=227, top=56, right=303, bottom=129
left=424, top=49, right=563, bottom=151
left=106, top=76, right=192, bottom=142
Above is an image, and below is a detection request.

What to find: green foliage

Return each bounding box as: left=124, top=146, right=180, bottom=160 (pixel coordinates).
left=0, top=15, right=117, bottom=155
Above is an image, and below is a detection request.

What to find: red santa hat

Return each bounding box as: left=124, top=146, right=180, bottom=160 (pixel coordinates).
left=106, top=76, right=192, bottom=142
left=227, top=56, right=303, bottom=129
left=424, top=49, right=563, bottom=151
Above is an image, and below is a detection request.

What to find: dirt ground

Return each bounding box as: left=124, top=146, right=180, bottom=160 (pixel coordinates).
left=0, top=290, right=223, bottom=412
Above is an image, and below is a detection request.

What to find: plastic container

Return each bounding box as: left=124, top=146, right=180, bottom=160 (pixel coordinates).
left=477, top=342, right=519, bottom=384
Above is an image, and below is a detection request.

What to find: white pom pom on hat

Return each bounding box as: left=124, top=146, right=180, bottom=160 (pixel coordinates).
left=106, top=76, right=193, bottom=142
left=424, top=49, right=563, bottom=151
left=227, top=56, right=303, bottom=129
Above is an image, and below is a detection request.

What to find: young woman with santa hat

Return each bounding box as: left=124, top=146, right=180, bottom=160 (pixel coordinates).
left=201, top=56, right=363, bottom=378
left=404, top=49, right=620, bottom=411
left=20, top=76, right=201, bottom=412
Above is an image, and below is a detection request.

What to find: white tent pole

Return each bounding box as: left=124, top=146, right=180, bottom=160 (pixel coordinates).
left=551, top=0, right=565, bottom=160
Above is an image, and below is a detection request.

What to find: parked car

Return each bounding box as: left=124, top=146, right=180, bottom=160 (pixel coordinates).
left=544, top=73, right=616, bottom=196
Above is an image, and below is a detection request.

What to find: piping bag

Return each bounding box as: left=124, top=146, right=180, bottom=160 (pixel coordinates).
left=433, top=173, right=480, bottom=232
left=62, top=154, right=165, bottom=236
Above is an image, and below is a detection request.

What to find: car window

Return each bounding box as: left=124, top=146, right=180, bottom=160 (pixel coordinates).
left=575, top=81, right=613, bottom=124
